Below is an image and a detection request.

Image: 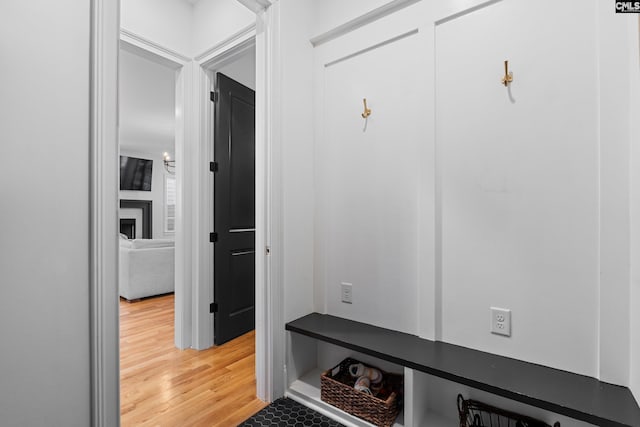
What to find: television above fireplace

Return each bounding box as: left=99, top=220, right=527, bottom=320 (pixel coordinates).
left=120, top=155, right=153, bottom=191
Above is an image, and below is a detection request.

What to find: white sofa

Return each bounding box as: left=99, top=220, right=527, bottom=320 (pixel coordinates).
left=119, top=236, right=175, bottom=300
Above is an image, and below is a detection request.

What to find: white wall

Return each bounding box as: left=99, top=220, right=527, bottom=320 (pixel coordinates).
left=0, top=1, right=91, bottom=426
left=121, top=0, right=193, bottom=55
left=215, top=45, right=256, bottom=90
left=279, top=0, right=316, bottom=324
left=192, top=0, right=255, bottom=56
left=119, top=48, right=176, bottom=155
left=120, top=150, right=174, bottom=240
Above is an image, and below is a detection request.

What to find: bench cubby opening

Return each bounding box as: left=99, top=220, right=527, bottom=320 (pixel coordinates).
left=286, top=313, right=640, bottom=427
left=286, top=334, right=406, bottom=426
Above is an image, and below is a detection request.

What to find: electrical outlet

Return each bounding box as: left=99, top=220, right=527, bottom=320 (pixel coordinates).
left=341, top=282, right=353, bottom=304
left=491, top=307, right=511, bottom=337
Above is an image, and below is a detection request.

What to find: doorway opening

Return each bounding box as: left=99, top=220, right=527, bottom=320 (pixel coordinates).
left=209, top=46, right=257, bottom=346
left=117, top=27, right=264, bottom=424
left=89, top=2, right=281, bottom=422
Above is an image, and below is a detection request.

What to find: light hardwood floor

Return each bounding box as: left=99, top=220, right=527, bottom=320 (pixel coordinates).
left=120, top=294, right=268, bottom=426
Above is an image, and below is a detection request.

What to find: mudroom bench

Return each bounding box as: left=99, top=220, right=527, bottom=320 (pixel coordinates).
left=285, top=313, right=640, bottom=427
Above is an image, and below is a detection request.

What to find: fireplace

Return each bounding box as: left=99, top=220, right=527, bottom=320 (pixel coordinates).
left=120, top=218, right=136, bottom=239
left=119, top=199, right=152, bottom=239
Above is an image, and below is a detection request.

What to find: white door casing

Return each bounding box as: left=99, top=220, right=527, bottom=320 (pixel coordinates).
left=90, top=0, right=280, bottom=425
left=90, top=1, right=120, bottom=425
left=121, top=29, right=190, bottom=350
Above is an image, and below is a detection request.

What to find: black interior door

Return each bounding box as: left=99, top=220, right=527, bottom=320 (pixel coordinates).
left=213, top=73, right=256, bottom=346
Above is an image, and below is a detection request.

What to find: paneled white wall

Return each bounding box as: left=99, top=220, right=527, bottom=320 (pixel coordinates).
left=314, top=4, right=429, bottom=335
left=279, top=0, right=316, bottom=323
left=0, top=1, right=91, bottom=425
left=436, top=0, right=599, bottom=377
left=308, top=0, right=637, bottom=386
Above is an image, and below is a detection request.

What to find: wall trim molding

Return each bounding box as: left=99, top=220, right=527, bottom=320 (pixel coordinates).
left=236, top=0, right=272, bottom=14
left=191, top=61, right=213, bottom=351
left=434, top=0, right=501, bottom=25
left=261, top=2, right=285, bottom=401
left=120, top=28, right=191, bottom=64
left=173, top=62, right=193, bottom=350
left=90, top=0, right=120, bottom=425
left=194, top=23, right=256, bottom=63
left=324, top=28, right=418, bottom=68
left=309, top=0, right=420, bottom=47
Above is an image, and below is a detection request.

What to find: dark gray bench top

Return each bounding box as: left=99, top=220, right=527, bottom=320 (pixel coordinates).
left=286, top=312, right=640, bottom=427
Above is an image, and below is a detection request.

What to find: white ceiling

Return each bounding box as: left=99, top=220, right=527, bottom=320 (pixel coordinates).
left=119, top=48, right=176, bottom=156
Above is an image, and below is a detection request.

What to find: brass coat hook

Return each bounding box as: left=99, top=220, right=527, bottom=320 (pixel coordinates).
left=361, top=98, right=372, bottom=118
left=501, top=60, right=513, bottom=86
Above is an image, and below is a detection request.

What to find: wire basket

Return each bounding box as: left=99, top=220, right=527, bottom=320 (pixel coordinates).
left=457, top=394, right=560, bottom=427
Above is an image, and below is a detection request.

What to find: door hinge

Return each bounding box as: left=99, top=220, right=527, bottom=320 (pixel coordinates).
left=209, top=232, right=218, bottom=243
left=210, top=302, right=218, bottom=313
left=210, top=161, right=218, bottom=172
left=210, top=91, right=218, bottom=102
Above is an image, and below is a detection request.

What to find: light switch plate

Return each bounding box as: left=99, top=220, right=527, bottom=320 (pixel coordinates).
left=341, top=282, right=353, bottom=304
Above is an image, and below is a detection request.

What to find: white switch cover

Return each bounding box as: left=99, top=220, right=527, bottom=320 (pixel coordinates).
left=341, top=282, right=353, bottom=304
left=491, top=307, right=511, bottom=337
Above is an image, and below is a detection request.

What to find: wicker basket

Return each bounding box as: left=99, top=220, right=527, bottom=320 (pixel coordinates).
left=320, top=358, right=403, bottom=427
